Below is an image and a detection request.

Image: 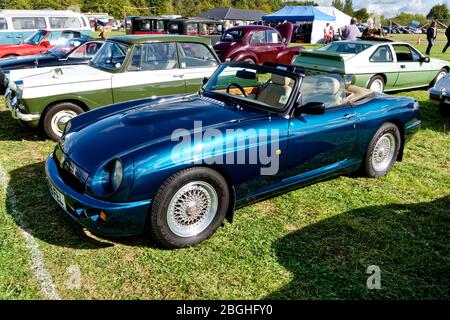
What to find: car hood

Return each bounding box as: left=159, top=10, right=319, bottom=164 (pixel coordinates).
left=0, top=54, right=52, bottom=69
left=10, top=65, right=111, bottom=88
left=0, top=43, right=35, bottom=51
left=275, top=22, right=294, bottom=43
left=61, top=95, right=267, bottom=173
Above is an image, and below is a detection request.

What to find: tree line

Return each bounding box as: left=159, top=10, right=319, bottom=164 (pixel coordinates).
left=0, top=0, right=448, bottom=26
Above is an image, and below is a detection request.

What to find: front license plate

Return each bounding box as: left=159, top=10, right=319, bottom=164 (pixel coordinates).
left=49, top=184, right=66, bottom=211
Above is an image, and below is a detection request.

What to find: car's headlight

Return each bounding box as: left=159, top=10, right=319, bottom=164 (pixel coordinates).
left=110, top=159, right=123, bottom=191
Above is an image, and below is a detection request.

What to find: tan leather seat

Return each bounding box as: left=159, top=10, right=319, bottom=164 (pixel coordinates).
left=301, top=76, right=344, bottom=106
left=257, top=74, right=293, bottom=108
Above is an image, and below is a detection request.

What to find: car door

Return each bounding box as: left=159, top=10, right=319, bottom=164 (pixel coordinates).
left=265, top=29, right=284, bottom=61
left=177, top=42, right=220, bottom=93
left=111, top=42, right=186, bottom=103
left=392, top=44, right=433, bottom=88
left=286, top=74, right=357, bottom=176
left=248, top=30, right=268, bottom=63
left=0, top=17, right=14, bottom=44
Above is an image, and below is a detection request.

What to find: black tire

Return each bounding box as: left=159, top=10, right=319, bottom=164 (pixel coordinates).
left=363, top=123, right=401, bottom=178
left=439, top=103, right=450, bottom=117
left=367, top=75, right=385, bottom=93
left=148, top=167, right=230, bottom=249
left=243, top=58, right=255, bottom=64
left=42, top=102, right=84, bottom=141
left=2, top=55, right=18, bottom=59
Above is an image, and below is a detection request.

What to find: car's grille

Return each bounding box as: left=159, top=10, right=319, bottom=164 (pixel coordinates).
left=54, top=146, right=89, bottom=194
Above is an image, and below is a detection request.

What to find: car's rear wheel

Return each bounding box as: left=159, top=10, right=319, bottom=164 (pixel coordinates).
left=148, top=167, right=230, bottom=248
left=2, top=54, right=18, bottom=59
left=439, top=103, right=450, bottom=117
left=363, top=123, right=401, bottom=178
left=42, top=102, right=84, bottom=141
left=368, top=75, right=385, bottom=93
left=243, top=58, right=255, bottom=64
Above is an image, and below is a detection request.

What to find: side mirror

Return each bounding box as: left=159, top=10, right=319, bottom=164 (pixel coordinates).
left=202, top=77, right=209, bottom=85
left=421, top=56, right=430, bottom=63
left=294, top=102, right=325, bottom=117
left=41, top=40, right=51, bottom=48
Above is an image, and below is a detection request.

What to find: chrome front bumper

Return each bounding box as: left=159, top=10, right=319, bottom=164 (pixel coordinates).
left=4, top=88, right=40, bottom=122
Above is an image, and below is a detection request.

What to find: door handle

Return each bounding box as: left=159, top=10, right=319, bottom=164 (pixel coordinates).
left=15, top=35, right=23, bottom=38
left=343, top=114, right=355, bottom=120
left=6, top=35, right=12, bottom=38
left=400, top=64, right=406, bottom=69
left=172, top=74, right=184, bottom=78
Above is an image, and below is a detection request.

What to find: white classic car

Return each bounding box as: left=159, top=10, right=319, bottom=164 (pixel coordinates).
left=4, top=35, right=220, bottom=140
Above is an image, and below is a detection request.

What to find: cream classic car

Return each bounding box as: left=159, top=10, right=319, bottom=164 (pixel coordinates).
left=5, top=34, right=220, bottom=140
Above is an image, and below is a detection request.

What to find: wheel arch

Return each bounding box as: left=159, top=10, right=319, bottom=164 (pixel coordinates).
left=368, top=73, right=387, bottom=87
left=384, top=119, right=405, bottom=161
left=39, top=99, right=89, bottom=127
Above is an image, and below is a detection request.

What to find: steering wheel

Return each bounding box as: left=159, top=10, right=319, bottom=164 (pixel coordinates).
left=226, top=83, right=248, bottom=97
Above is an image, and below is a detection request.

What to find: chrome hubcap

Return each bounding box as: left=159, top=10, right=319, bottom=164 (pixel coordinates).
left=167, top=181, right=218, bottom=237
left=51, top=110, right=77, bottom=137
left=370, top=79, right=384, bottom=92
left=437, top=71, right=447, bottom=82
left=371, top=133, right=396, bottom=172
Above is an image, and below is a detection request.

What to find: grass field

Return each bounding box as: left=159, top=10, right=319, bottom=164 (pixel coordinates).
left=0, top=34, right=449, bottom=300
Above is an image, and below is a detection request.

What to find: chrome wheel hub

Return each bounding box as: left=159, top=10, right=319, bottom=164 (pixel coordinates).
left=370, top=79, right=384, bottom=93
left=371, top=133, right=396, bottom=172
left=51, top=110, right=77, bottom=137
left=167, top=181, right=218, bottom=237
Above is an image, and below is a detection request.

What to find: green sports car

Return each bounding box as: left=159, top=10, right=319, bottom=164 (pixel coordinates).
left=293, top=40, right=450, bottom=93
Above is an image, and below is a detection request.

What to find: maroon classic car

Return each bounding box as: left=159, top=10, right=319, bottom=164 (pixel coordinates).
left=213, top=22, right=303, bottom=65
left=0, top=29, right=82, bottom=59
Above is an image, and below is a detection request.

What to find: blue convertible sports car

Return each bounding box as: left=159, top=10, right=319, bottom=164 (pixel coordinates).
left=46, top=62, right=421, bottom=248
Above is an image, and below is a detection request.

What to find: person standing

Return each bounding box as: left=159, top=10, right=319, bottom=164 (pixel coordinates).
left=324, top=23, right=330, bottom=44
left=340, top=18, right=362, bottom=41
left=443, top=24, right=450, bottom=53
left=426, top=21, right=437, bottom=55
left=329, top=25, right=335, bottom=42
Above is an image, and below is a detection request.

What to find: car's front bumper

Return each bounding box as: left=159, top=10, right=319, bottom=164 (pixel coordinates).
left=429, top=88, right=450, bottom=104
left=45, top=154, right=151, bottom=236
left=5, top=88, right=41, bottom=123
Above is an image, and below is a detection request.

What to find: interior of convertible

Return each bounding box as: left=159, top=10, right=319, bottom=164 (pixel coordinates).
left=205, top=66, right=374, bottom=111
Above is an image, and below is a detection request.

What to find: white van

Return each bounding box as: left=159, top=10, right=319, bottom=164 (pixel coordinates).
left=0, top=10, right=91, bottom=44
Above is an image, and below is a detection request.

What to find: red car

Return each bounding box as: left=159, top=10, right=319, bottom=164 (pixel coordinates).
left=0, top=29, right=82, bottom=59
left=213, top=22, right=303, bottom=65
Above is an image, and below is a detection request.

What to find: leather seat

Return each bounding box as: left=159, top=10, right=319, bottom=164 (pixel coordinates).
left=257, top=74, right=293, bottom=108
left=301, top=76, right=344, bottom=107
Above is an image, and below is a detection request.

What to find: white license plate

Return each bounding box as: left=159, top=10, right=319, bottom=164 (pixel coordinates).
left=49, top=184, right=66, bottom=211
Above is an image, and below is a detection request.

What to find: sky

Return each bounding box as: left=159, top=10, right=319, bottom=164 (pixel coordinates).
left=311, top=0, right=450, bottom=18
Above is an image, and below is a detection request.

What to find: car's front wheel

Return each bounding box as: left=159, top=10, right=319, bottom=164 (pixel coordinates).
left=42, top=102, right=84, bottom=141
left=434, top=68, right=448, bottom=85
left=368, top=75, right=385, bottom=93
left=148, top=167, right=230, bottom=248
left=363, top=123, right=401, bottom=178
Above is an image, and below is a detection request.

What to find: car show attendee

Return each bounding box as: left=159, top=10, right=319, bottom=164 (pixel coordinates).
left=340, top=18, right=362, bottom=41
left=442, top=24, right=450, bottom=53
left=324, top=23, right=331, bottom=43
left=426, top=21, right=437, bottom=55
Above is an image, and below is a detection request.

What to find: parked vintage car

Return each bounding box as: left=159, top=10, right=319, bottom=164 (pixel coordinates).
left=45, top=62, right=421, bottom=248
left=0, top=38, right=103, bottom=93
left=5, top=35, right=220, bottom=140
left=167, top=18, right=224, bottom=45
left=0, top=29, right=85, bottom=58
left=213, top=23, right=303, bottom=65
left=294, top=40, right=450, bottom=92
left=429, top=73, right=450, bottom=116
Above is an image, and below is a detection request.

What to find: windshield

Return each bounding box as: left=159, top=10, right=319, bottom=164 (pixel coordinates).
left=24, top=30, right=46, bottom=45
left=317, top=42, right=372, bottom=54
left=203, top=64, right=296, bottom=111
left=221, top=30, right=245, bottom=42
left=90, top=41, right=129, bottom=71
left=47, top=38, right=85, bottom=58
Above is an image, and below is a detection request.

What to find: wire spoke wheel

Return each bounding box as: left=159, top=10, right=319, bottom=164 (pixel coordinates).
left=371, top=132, right=396, bottom=172
left=167, top=181, right=218, bottom=238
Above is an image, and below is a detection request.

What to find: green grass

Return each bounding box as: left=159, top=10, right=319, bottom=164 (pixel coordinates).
left=0, top=36, right=449, bottom=299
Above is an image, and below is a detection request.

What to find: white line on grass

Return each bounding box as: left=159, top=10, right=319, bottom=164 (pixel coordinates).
left=0, top=164, right=60, bottom=300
